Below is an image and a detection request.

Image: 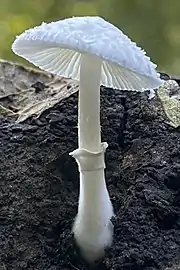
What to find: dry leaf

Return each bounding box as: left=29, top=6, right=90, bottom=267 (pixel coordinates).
left=0, top=104, right=15, bottom=116
left=157, top=80, right=180, bottom=128
left=0, top=59, right=79, bottom=122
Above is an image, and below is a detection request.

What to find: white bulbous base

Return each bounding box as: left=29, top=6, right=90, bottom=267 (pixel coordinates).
left=73, top=213, right=113, bottom=262
left=73, top=201, right=113, bottom=263
left=70, top=143, right=114, bottom=262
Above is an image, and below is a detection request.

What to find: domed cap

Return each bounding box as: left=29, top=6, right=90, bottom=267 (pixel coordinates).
left=12, top=16, right=163, bottom=91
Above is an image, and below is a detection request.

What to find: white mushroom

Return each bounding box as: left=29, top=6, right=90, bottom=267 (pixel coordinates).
left=12, top=16, right=164, bottom=263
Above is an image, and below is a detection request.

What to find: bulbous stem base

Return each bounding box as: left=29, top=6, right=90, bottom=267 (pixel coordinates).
left=70, top=143, right=114, bottom=262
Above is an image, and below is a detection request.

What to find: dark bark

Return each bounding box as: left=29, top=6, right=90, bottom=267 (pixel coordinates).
left=0, top=64, right=180, bottom=269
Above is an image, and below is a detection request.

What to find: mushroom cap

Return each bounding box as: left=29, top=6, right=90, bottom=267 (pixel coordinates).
left=12, top=16, right=163, bottom=91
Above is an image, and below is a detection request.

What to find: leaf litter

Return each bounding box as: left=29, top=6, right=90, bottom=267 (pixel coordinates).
left=0, top=59, right=78, bottom=122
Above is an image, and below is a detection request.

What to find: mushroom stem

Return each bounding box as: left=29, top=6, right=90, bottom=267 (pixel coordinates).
left=70, top=54, right=114, bottom=262
left=78, top=53, right=102, bottom=152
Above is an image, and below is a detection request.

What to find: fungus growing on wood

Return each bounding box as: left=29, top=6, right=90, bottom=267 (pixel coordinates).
left=12, top=16, right=163, bottom=262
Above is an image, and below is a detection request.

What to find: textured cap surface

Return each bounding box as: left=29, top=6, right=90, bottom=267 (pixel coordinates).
left=12, top=16, right=163, bottom=90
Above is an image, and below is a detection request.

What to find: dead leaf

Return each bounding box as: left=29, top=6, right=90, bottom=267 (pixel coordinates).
left=0, top=59, right=79, bottom=122
left=157, top=80, right=180, bottom=128
left=0, top=104, right=15, bottom=116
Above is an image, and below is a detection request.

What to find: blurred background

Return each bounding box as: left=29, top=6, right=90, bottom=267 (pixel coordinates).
left=0, top=0, right=180, bottom=75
